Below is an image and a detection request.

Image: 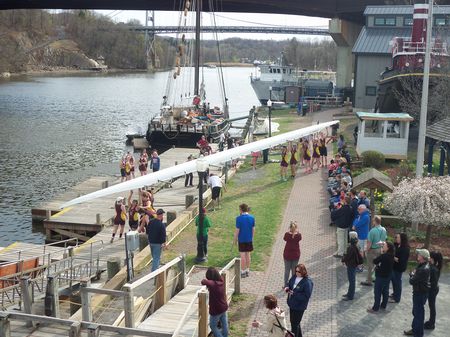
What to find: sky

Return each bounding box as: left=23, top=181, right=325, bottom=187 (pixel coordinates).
left=95, top=10, right=331, bottom=41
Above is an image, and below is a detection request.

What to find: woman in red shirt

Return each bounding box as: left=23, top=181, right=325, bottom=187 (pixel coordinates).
left=283, top=221, right=302, bottom=287
left=201, top=267, right=229, bottom=337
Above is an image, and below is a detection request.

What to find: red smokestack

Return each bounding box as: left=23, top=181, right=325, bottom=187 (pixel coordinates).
left=411, top=2, right=429, bottom=44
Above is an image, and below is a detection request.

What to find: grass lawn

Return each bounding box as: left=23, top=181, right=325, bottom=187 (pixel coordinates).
left=165, top=159, right=293, bottom=271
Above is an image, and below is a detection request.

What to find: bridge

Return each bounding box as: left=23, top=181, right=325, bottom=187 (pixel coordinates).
left=132, top=25, right=329, bottom=35
left=0, top=0, right=423, bottom=24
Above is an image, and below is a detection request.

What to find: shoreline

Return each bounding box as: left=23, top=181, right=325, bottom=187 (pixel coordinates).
left=3, top=63, right=252, bottom=79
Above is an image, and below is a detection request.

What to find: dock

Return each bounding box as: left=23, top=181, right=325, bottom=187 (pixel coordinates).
left=34, top=147, right=208, bottom=243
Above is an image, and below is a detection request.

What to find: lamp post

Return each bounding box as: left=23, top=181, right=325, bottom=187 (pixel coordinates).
left=267, top=89, right=273, bottom=138
left=195, top=157, right=209, bottom=263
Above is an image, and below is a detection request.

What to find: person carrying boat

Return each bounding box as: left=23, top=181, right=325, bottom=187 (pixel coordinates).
left=312, top=139, right=321, bottom=171
left=138, top=189, right=156, bottom=231
left=119, top=157, right=127, bottom=182
left=319, top=131, right=332, bottom=167
left=125, top=157, right=132, bottom=180
left=127, top=191, right=140, bottom=231
left=302, top=140, right=312, bottom=174
left=128, top=152, right=135, bottom=179
left=138, top=150, right=148, bottom=176
left=111, top=197, right=127, bottom=243
left=289, top=140, right=300, bottom=178
left=280, top=146, right=289, bottom=181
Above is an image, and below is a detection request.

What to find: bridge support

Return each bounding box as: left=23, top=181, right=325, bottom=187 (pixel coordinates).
left=329, top=19, right=362, bottom=98
left=145, top=11, right=159, bottom=71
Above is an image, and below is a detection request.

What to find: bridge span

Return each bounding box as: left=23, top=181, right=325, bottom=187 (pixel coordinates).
left=132, top=25, right=329, bottom=35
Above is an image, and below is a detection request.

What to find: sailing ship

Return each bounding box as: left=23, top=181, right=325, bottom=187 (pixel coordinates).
left=146, top=0, right=230, bottom=149
left=375, top=2, right=450, bottom=113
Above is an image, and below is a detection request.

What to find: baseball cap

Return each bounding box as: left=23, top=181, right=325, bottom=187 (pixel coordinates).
left=156, top=209, right=165, bottom=215
left=116, top=197, right=124, bottom=202
left=416, top=249, right=430, bottom=260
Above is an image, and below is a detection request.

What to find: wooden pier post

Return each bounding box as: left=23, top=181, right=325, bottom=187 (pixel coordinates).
left=123, top=284, right=135, bottom=328
left=138, top=233, right=148, bottom=251
left=221, top=271, right=228, bottom=300
left=198, top=291, right=208, bottom=337
left=69, top=321, right=81, bottom=337
left=234, top=258, right=241, bottom=295
left=0, top=312, right=10, bottom=337
left=20, top=277, right=34, bottom=327
left=45, top=276, right=60, bottom=318
left=177, top=255, right=186, bottom=289
left=87, top=323, right=100, bottom=337
left=185, top=195, right=195, bottom=208
left=107, top=257, right=121, bottom=280
left=80, top=279, right=92, bottom=322
left=166, top=211, right=177, bottom=225
left=154, top=271, right=167, bottom=311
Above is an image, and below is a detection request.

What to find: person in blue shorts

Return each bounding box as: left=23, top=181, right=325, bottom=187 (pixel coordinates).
left=233, top=203, right=255, bottom=278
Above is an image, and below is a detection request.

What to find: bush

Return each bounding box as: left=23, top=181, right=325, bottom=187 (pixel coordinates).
left=362, top=151, right=385, bottom=169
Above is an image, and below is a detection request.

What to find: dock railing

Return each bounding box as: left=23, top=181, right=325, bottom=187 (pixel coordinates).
left=79, top=255, right=186, bottom=328
left=172, top=257, right=241, bottom=337
left=0, top=240, right=103, bottom=311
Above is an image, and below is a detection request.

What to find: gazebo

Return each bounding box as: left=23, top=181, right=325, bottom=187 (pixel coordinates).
left=352, top=168, right=394, bottom=217
left=426, top=117, right=450, bottom=176
left=355, top=112, right=414, bottom=160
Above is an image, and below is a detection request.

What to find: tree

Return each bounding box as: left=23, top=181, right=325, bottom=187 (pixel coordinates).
left=385, top=176, right=450, bottom=248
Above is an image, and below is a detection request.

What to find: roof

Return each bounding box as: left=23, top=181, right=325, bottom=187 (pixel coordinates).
left=355, top=112, right=414, bottom=121
left=352, top=168, right=394, bottom=192
left=426, top=117, right=450, bottom=142
left=353, top=26, right=411, bottom=54
left=364, top=5, right=450, bottom=16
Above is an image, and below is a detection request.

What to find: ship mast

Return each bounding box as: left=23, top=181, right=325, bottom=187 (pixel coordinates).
left=194, top=0, right=201, bottom=96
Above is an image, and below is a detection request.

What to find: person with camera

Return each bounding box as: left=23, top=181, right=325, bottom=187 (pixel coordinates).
left=404, top=249, right=431, bottom=336
left=252, top=295, right=290, bottom=337
left=284, top=263, right=313, bottom=337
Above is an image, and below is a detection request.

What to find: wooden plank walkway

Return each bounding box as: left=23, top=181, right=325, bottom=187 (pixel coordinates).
left=31, top=176, right=114, bottom=220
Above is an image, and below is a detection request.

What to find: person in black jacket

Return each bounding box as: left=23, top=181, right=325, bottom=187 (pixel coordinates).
left=404, top=249, right=430, bottom=336
left=331, top=196, right=353, bottom=258
left=140, top=208, right=167, bottom=272
left=367, top=241, right=394, bottom=313
left=341, top=231, right=363, bottom=301
left=424, top=251, right=443, bottom=330
left=390, top=232, right=410, bottom=303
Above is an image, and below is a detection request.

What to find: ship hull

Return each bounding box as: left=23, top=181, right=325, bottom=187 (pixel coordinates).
left=376, top=70, right=450, bottom=113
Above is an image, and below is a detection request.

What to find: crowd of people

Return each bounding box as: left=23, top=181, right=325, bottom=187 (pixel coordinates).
left=119, top=149, right=161, bottom=182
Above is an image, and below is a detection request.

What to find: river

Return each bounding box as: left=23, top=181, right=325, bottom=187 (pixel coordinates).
left=0, top=67, right=259, bottom=246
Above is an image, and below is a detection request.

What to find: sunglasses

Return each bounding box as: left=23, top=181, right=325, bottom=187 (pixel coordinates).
left=295, top=270, right=301, bottom=273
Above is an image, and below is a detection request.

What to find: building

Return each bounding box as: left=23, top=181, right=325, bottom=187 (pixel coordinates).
left=352, top=5, right=450, bottom=111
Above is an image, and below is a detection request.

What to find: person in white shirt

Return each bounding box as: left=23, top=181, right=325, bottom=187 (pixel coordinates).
left=208, top=173, right=223, bottom=211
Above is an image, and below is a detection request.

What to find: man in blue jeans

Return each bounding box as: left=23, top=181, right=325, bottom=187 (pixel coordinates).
left=404, top=249, right=430, bottom=336
left=142, top=208, right=166, bottom=272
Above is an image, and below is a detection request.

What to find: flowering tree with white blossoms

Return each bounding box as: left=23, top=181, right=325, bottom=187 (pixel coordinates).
left=385, top=176, right=450, bottom=248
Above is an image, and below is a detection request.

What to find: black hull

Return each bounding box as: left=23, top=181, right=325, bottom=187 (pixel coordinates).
left=146, top=130, right=204, bottom=150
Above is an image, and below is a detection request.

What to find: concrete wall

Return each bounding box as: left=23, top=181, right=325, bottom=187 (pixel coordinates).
left=354, top=54, right=392, bottom=111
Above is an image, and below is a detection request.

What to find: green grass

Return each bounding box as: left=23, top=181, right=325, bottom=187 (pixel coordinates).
left=165, top=159, right=293, bottom=271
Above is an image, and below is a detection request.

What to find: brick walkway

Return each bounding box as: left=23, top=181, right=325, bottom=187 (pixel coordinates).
left=243, top=109, right=339, bottom=337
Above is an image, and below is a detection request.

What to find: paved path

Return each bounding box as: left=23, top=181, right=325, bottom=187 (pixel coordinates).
left=244, top=108, right=339, bottom=337
left=241, top=108, right=450, bottom=337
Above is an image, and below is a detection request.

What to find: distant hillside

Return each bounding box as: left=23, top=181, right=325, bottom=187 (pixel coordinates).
left=0, top=9, right=337, bottom=74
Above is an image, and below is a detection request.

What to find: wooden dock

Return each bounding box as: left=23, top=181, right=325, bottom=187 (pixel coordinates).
left=36, top=147, right=212, bottom=243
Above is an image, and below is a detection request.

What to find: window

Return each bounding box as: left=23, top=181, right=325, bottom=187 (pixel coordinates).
left=277, top=69, right=281, bottom=74
left=365, top=86, right=377, bottom=96
left=404, top=17, right=413, bottom=26
left=435, top=17, right=446, bottom=26
left=283, top=68, right=286, bottom=74
left=374, top=17, right=396, bottom=26
left=364, top=120, right=383, bottom=138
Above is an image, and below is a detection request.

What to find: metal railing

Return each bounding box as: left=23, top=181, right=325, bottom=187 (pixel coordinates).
left=0, top=240, right=103, bottom=310
left=392, top=38, right=449, bottom=56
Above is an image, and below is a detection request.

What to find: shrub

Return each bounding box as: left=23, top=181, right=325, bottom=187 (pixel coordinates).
left=362, top=151, right=385, bottom=169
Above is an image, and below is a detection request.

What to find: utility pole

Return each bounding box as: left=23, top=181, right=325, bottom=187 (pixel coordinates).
left=415, top=0, right=433, bottom=178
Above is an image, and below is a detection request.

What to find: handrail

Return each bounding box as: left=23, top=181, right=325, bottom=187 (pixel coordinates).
left=219, top=258, right=238, bottom=274
left=171, top=286, right=206, bottom=337
left=124, top=255, right=183, bottom=290
left=0, top=311, right=158, bottom=337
